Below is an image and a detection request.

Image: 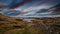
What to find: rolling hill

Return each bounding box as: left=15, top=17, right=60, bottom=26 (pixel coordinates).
left=0, top=14, right=60, bottom=34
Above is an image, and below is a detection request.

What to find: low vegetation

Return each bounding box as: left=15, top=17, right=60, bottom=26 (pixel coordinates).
left=0, top=14, right=60, bottom=34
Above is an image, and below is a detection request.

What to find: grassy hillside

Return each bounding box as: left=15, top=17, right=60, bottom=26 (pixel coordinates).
left=0, top=14, right=60, bottom=34
left=0, top=14, right=45, bottom=34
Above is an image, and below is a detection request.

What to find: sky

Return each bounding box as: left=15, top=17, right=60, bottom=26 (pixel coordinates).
left=0, top=0, right=60, bottom=9
left=0, top=0, right=60, bottom=17
left=15, top=0, right=60, bottom=16
left=13, top=0, right=60, bottom=13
